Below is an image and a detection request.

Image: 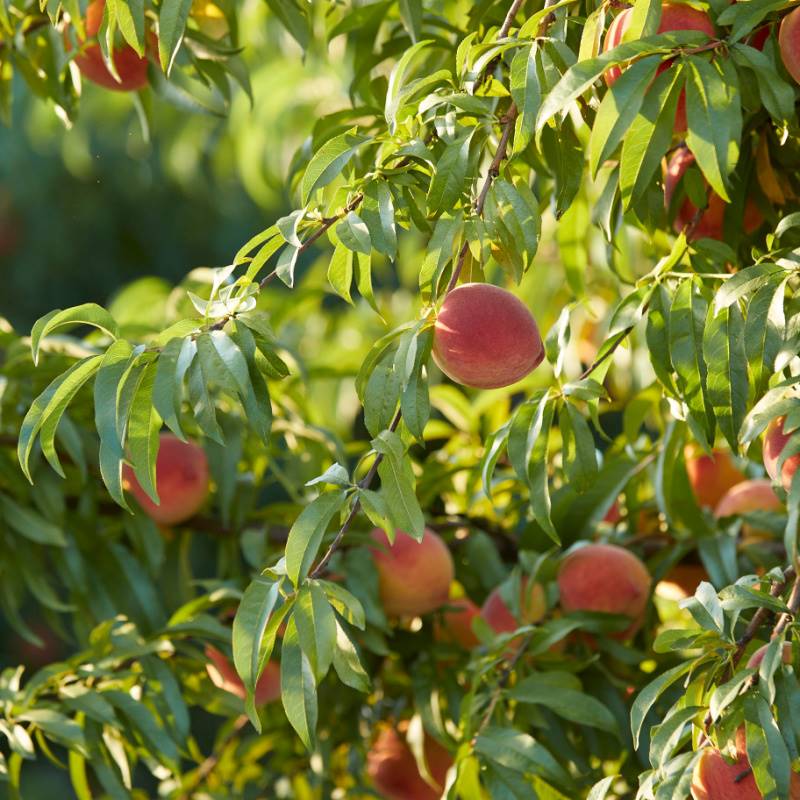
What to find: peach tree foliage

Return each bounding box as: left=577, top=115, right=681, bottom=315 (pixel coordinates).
left=4, top=0, right=800, bottom=795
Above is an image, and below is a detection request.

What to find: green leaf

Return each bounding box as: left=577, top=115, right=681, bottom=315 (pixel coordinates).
left=588, top=775, right=618, bottom=800
left=372, top=430, right=425, bottom=540
left=745, top=278, right=786, bottom=398
left=702, top=304, right=747, bottom=451
left=589, top=55, right=661, bottom=178
left=152, top=336, right=194, bottom=441
left=427, top=131, right=473, bottom=214
left=731, top=44, right=795, bottom=124
left=301, top=128, right=370, bottom=205
left=398, top=0, right=422, bottom=41
left=631, top=661, right=693, bottom=748
left=110, top=0, right=144, bottom=55
left=361, top=181, right=397, bottom=259
left=713, top=263, right=786, bottom=313
left=510, top=44, right=541, bottom=154
left=331, top=620, right=370, bottom=692
left=646, top=284, right=676, bottom=394
left=126, top=362, right=163, bottom=506
left=745, top=694, right=792, bottom=799
left=363, top=364, right=401, bottom=438
left=18, top=356, right=103, bottom=482
left=0, top=495, right=66, bottom=546
left=475, top=727, right=572, bottom=787
left=337, top=211, right=371, bottom=255
left=285, top=491, right=348, bottom=586
left=263, top=0, right=309, bottom=49
left=31, top=304, right=118, bottom=366
left=669, top=279, right=715, bottom=447
left=385, top=39, right=434, bottom=134
left=280, top=617, right=318, bottom=750
left=327, top=242, right=354, bottom=303
left=157, top=0, right=192, bottom=73
left=293, top=582, right=337, bottom=682
left=17, top=710, right=87, bottom=755
left=619, top=66, right=683, bottom=210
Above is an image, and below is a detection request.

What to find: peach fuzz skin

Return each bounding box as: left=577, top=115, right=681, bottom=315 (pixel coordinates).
left=480, top=579, right=546, bottom=635
left=603, top=4, right=715, bottom=130
left=434, top=597, right=481, bottom=648
left=664, top=148, right=763, bottom=241
left=763, top=415, right=800, bottom=492
left=122, top=433, right=211, bottom=526
left=366, top=724, right=452, bottom=800
left=557, top=543, right=651, bottom=639
left=205, top=645, right=280, bottom=706
left=684, top=445, right=746, bottom=510
left=432, top=283, right=544, bottom=390
left=68, top=0, right=153, bottom=91
left=691, top=747, right=800, bottom=799
left=780, top=7, right=800, bottom=85
left=369, top=528, right=454, bottom=618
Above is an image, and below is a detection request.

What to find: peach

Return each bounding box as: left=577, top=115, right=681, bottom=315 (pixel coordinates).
left=68, top=0, right=152, bottom=91
left=763, top=415, right=800, bottom=491
left=750, top=24, right=771, bottom=50
left=557, top=543, right=651, bottom=639
left=480, top=579, right=546, bottom=635
left=122, top=433, right=210, bottom=526
left=715, top=479, right=782, bottom=540
left=692, top=731, right=800, bottom=800
left=604, top=4, right=715, bottom=130
left=664, top=148, right=763, bottom=241
left=369, top=528, right=454, bottom=617
left=780, top=7, right=800, bottom=85
left=684, top=445, right=747, bottom=510
left=655, top=563, right=708, bottom=601
left=745, top=640, right=793, bottom=670
left=432, top=283, right=544, bottom=389
left=434, top=597, right=481, bottom=648
left=366, top=724, right=452, bottom=800
left=205, top=645, right=280, bottom=706
left=191, top=0, right=229, bottom=38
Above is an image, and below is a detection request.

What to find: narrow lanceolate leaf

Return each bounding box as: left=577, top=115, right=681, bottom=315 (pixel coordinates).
left=746, top=278, right=786, bottom=397
left=587, top=775, right=618, bottom=800
left=745, top=695, right=792, bottom=800
left=427, top=131, right=473, bottom=214
left=281, top=617, right=318, bottom=750
left=619, top=66, right=682, bottom=210
left=646, top=284, right=676, bottom=394
left=31, top=304, right=118, bottom=365
left=475, top=727, right=572, bottom=787
left=361, top=182, right=397, bottom=259
left=18, top=356, right=104, bottom=482
left=703, top=304, right=748, bottom=451
left=731, top=44, right=795, bottom=124
left=685, top=57, right=741, bottom=202
left=480, top=419, right=512, bottom=500
left=301, top=128, right=370, bottom=204
left=293, top=582, right=337, bottom=683
left=713, top=262, right=786, bottom=312
left=331, top=620, right=370, bottom=692
left=631, top=661, right=693, bottom=748
left=157, top=0, right=192, bottom=73
left=372, top=430, right=425, bottom=540
left=510, top=44, right=541, bottom=154
left=669, top=280, right=715, bottom=447
left=588, top=55, right=661, bottom=178
left=285, top=491, right=348, bottom=586
left=152, top=336, right=195, bottom=441
left=0, top=495, right=67, bottom=546
left=127, top=362, right=163, bottom=506
left=233, top=576, right=280, bottom=730
left=529, top=398, right=558, bottom=544
left=385, top=39, right=434, bottom=133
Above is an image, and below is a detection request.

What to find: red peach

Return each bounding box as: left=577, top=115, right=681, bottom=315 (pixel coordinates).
left=558, top=543, right=651, bottom=639
left=432, top=283, right=544, bottom=389
left=122, top=433, right=210, bottom=526
left=655, top=563, right=709, bottom=601
left=763, top=415, right=800, bottom=492
left=779, top=7, right=800, bottom=85
left=205, top=645, right=280, bottom=706
left=715, top=479, right=782, bottom=540
left=480, top=579, right=546, bottom=635
left=369, top=528, right=454, bottom=618
left=746, top=641, right=793, bottom=670
left=434, top=597, right=481, bottom=649
left=366, top=724, right=452, bottom=800
left=684, top=445, right=747, bottom=510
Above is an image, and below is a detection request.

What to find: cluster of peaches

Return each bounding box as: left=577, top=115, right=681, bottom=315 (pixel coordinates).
left=604, top=1, right=800, bottom=241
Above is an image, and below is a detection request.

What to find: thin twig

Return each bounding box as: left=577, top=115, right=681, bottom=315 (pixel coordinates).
left=178, top=713, right=249, bottom=800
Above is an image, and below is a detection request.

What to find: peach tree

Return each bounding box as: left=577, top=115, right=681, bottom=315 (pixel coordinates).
left=2, top=0, right=800, bottom=795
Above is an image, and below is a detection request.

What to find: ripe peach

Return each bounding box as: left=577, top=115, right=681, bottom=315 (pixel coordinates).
left=750, top=24, right=771, bottom=50
left=780, top=7, right=800, bottom=85
left=122, top=433, right=211, bottom=526
left=205, top=645, right=281, bottom=706
left=604, top=4, right=715, bottom=130
left=664, top=149, right=763, bottom=241
left=655, top=563, right=708, bottom=601
left=557, top=543, right=651, bottom=639
left=684, top=445, right=747, bottom=510
left=480, top=579, right=546, bottom=635
left=68, top=0, right=152, bottom=91
left=434, top=597, right=481, bottom=648
left=745, top=640, right=793, bottom=670
left=366, top=724, right=452, bottom=800
left=432, top=283, right=544, bottom=389
left=763, top=415, right=800, bottom=491
left=369, top=528, right=454, bottom=618
left=715, top=479, right=782, bottom=540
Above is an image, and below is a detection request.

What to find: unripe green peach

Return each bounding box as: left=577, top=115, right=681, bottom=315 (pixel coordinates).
left=432, top=283, right=544, bottom=389
left=558, top=543, right=651, bottom=639
left=122, top=433, right=211, bottom=526
left=369, top=528, right=454, bottom=617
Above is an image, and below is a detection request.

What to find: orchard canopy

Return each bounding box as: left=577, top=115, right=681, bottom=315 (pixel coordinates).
left=5, top=0, right=800, bottom=795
